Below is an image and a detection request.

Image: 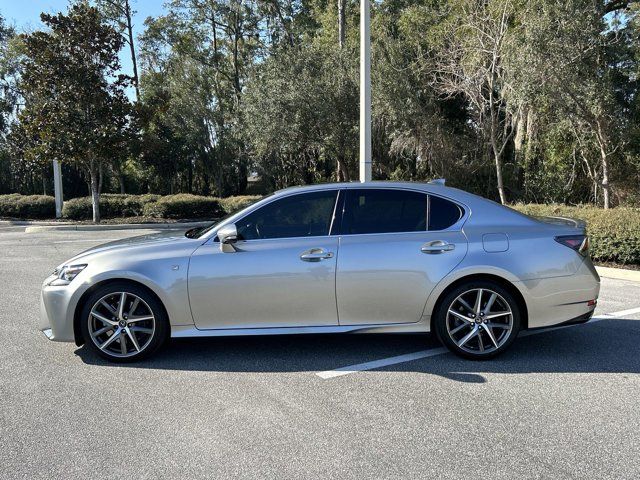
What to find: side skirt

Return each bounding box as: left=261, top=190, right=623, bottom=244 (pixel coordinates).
left=171, top=321, right=429, bottom=338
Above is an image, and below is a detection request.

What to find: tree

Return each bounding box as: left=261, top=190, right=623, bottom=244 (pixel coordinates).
left=11, top=3, right=131, bottom=222
left=433, top=0, right=519, bottom=204
left=94, top=0, right=140, bottom=101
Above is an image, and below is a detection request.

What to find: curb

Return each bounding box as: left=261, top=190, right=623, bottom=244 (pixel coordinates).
left=595, top=265, right=640, bottom=283
left=24, top=221, right=211, bottom=233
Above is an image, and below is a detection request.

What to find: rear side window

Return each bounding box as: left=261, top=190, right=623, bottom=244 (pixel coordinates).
left=342, top=189, right=428, bottom=234
left=236, top=190, right=338, bottom=240
left=429, top=195, right=462, bottom=230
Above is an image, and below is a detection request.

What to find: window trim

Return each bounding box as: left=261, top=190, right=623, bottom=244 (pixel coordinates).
left=227, top=189, right=342, bottom=243
left=338, top=187, right=466, bottom=237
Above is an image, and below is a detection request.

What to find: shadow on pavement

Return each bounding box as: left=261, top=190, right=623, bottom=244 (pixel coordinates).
left=75, top=318, right=640, bottom=380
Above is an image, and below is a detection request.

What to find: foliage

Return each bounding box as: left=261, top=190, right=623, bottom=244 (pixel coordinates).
left=513, top=203, right=640, bottom=265
left=0, top=194, right=56, bottom=219
left=62, top=193, right=160, bottom=219
left=9, top=3, right=132, bottom=222
left=0, top=0, right=639, bottom=215
left=141, top=194, right=226, bottom=219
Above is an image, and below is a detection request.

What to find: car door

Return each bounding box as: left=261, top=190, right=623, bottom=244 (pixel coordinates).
left=336, top=188, right=468, bottom=325
left=188, top=189, right=340, bottom=330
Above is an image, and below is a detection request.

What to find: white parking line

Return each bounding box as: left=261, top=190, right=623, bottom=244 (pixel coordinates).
left=315, top=306, right=640, bottom=379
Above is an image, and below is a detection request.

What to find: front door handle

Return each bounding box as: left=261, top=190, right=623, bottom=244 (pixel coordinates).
left=421, top=241, right=455, bottom=254
left=300, top=248, right=334, bottom=262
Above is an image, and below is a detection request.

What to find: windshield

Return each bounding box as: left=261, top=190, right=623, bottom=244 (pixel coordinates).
left=184, top=195, right=268, bottom=239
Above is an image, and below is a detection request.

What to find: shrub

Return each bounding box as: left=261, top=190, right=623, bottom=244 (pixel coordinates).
left=218, top=195, right=263, bottom=215
left=142, top=194, right=225, bottom=219
left=62, top=194, right=160, bottom=220
left=512, top=204, right=640, bottom=265
left=0, top=194, right=56, bottom=219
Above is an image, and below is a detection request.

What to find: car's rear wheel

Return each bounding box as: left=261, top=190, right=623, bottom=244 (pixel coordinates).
left=434, top=280, right=521, bottom=359
left=80, top=283, right=169, bottom=362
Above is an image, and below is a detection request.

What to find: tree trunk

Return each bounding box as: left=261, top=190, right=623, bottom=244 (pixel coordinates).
left=124, top=0, right=140, bottom=101
left=118, top=173, right=126, bottom=194
left=595, top=121, right=611, bottom=209
left=90, top=161, right=101, bottom=224
left=338, top=0, right=346, bottom=48
left=337, top=157, right=350, bottom=182
left=494, top=150, right=507, bottom=205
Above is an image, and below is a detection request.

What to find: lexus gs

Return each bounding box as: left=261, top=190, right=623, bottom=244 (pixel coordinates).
left=40, top=181, right=600, bottom=361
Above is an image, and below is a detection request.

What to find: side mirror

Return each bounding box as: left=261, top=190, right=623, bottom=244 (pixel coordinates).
left=217, top=224, right=238, bottom=252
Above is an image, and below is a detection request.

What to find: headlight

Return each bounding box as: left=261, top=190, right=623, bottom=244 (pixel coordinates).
left=49, top=264, right=87, bottom=286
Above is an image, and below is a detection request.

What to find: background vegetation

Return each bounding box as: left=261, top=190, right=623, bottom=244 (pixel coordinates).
left=0, top=0, right=637, bottom=218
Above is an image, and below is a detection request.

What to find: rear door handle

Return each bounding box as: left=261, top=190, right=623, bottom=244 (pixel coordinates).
left=300, top=248, right=334, bottom=262
left=421, top=241, right=455, bottom=254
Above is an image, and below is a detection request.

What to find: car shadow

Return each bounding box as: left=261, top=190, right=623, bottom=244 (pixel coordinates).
left=74, top=318, right=640, bottom=381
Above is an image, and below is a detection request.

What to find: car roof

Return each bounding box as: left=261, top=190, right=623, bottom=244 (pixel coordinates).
left=275, top=181, right=477, bottom=204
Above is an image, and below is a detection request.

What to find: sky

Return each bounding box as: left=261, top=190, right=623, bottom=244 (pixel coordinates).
left=0, top=1, right=167, bottom=97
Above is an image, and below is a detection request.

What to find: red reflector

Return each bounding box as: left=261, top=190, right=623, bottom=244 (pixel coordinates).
left=587, top=299, right=597, bottom=307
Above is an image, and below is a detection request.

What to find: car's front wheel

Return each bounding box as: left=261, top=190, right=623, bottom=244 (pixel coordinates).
left=80, top=282, right=169, bottom=362
left=434, top=280, right=521, bottom=359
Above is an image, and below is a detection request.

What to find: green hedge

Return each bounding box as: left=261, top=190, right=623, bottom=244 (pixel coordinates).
left=62, top=194, right=161, bottom=220
left=513, top=204, right=640, bottom=265
left=218, top=195, right=263, bottom=215
left=0, top=194, right=56, bottom=219
left=141, top=194, right=226, bottom=219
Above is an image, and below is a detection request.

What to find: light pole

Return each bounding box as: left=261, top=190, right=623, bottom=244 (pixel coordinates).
left=359, top=0, right=372, bottom=182
left=53, top=160, right=63, bottom=218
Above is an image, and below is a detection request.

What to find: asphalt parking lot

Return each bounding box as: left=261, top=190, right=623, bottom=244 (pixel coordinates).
left=1, top=225, right=639, bottom=479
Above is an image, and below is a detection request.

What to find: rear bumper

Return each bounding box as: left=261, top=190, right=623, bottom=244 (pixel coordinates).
left=519, top=258, right=600, bottom=329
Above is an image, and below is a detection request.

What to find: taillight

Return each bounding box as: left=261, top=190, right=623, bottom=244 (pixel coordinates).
left=555, top=235, right=589, bottom=256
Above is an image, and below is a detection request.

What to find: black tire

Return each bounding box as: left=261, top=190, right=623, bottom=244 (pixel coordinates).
left=80, top=282, right=169, bottom=362
left=434, top=280, right=521, bottom=360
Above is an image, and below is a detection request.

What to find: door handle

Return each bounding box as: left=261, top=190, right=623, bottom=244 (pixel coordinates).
left=300, top=248, right=334, bottom=262
left=421, top=241, right=455, bottom=254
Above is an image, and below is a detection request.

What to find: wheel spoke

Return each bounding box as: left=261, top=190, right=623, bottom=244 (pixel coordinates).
left=117, top=292, right=127, bottom=320
left=457, top=326, right=479, bottom=347
left=92, top=311, right=117, bottom=326
left=100, top=300, right=117, bottom=315
left=130, top=326, right=153, bottom=335
left=128, top=297, right=140, bottom=316
left=450, top=322, right=470, bottom=335
left=486, top=322, right=510, bottom=329
left=482, top=323, right=499, bottom=348
left=124, top=326, right=141, bottom=352
left=448, top=309, right=473, bottom=323
left=127, top=315, right=154, bottom=323
left=477, top=332, right=484, bottom=352
left=484, top=311, right=511, bottom=320
left=120, top=334, right=127, bottom=354
left=473, top=289, right=483, bottom=315
left=457, top=297, right=475, bottom=314
left=99, top=328, right=122, bottom=351
left=92, top=325, right=114, bottom=338
left=483, top=293, right=497, bottom=315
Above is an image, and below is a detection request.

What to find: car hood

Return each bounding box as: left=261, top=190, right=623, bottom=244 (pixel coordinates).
left=62, top=230, right=194, bottom=265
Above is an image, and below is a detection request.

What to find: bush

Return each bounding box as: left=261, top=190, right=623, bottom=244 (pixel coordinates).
left=513, top=204, right=640, bottom=266
left=0, top=194, right=56, bottom=219
left=142, top=194, right=226, bottom=219
left=62, top=194, right=160, bottom=220
left=218, top=195, right=263, bottom=215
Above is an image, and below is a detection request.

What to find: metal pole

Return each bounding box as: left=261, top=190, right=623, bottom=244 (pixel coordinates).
left=53, top=160, right=63, bottom=218
left=359, top=0, right=372, bottom=182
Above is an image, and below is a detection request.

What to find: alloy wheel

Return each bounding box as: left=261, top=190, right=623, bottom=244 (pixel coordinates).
left=88, top=292, right=156, bottom=358
left=445, top=288, right=513, bottom=355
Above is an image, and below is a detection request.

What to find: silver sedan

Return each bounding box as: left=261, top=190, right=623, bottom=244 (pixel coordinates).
left=40, top=181, right=600, bottom=361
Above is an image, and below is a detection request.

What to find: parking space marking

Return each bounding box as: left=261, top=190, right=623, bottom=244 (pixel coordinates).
left=316, top=306, right=640, bottom=379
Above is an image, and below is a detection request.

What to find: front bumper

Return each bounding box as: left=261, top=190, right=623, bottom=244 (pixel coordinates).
left=39, top=275, right=83, bottom=342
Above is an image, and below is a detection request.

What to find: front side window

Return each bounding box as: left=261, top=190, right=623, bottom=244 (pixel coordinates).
left=342, top=189, right=428, bottom=235
left=236, top=190, right=338, bottom=240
